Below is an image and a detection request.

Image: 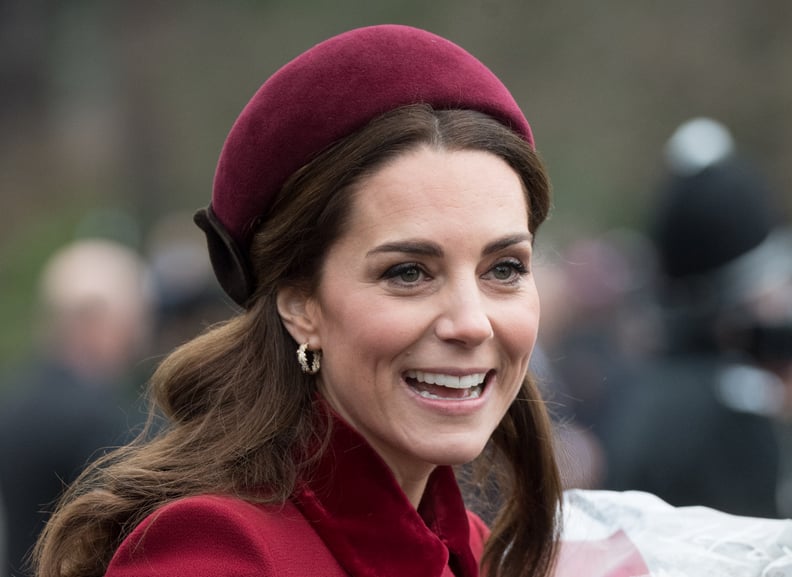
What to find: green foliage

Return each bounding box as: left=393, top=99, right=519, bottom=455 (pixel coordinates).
left=0, top=208, right=87, bottom=374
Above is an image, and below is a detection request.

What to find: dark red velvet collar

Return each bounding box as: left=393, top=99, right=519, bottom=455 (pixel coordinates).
left=292, top=415, right=479, bottom=577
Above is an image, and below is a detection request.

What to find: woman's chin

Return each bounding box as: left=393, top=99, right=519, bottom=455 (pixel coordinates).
left=422, top=439, right=490, bottom=468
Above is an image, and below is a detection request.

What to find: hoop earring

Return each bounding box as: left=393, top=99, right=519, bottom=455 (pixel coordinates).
left=297, top=343, right=321, bottom=375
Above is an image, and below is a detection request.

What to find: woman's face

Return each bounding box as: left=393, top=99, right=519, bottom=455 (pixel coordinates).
left=300, top=146, right=540, bottom=488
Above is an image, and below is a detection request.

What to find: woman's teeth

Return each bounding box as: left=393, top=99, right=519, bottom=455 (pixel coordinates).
left=403, top=370, right=486, bottom=400
left=416, top=387, right=482, bottom=400
left=404, top=370, right=486, bottom=388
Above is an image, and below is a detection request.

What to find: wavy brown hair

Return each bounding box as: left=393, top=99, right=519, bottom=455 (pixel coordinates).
left=33, top=104, right=561, bottom=577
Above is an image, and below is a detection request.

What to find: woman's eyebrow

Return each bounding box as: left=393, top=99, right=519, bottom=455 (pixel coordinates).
left=482, top=233, right=533, bottom=256
left=366, top=234, right=532, bottom=259
left=366, top=240, right=443, bottom=258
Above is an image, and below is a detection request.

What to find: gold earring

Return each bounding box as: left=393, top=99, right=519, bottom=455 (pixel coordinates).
left=297, top=343, right=321, bottom=375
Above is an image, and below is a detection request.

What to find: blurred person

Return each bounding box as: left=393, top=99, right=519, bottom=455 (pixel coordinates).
left=1, top=489, right=6, bottom=577
left=145, top=212, right=233, bottom=358
left=600, top=117, right=789, bottom=518
left=538, top=232, right=660, bottom=434
left=776, top=359, right=792, bottom=516
left=532, top=232, right=660, bottom=491
left=0, top=238, right=153, bottom=576
left=721, top=222, right=792, bottom=516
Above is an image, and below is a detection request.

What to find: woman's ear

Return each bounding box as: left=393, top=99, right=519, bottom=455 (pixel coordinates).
left=276, top=286, right=321, bottom=348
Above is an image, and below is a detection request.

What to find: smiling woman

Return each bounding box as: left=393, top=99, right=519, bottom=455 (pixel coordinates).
left=278, top=146, right=540, bottom=504
left=32, top=25, right=561, bottom=577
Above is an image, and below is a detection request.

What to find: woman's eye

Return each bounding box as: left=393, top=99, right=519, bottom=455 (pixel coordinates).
left=488, top=260, right=528, bottom=282
left=382, top=263, right=425, bottom=284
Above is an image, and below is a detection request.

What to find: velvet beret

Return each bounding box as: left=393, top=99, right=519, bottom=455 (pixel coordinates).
left=195, top=24, right=533, bottom=306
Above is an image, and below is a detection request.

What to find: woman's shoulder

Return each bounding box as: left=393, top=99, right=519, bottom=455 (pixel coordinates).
left=143, top=494, right=303, bottom=529
left=105, top=494, right=345, bottom=577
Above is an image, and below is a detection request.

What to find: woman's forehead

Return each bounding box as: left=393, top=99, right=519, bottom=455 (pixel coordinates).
left=342, top=148, right=530, bottom=243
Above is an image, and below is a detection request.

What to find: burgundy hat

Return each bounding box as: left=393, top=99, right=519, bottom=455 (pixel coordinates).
left=195, top=24, right=533, bottom=307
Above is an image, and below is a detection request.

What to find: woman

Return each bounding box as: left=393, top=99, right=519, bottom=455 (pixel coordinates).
left=33, top=24, right=562, bottom=577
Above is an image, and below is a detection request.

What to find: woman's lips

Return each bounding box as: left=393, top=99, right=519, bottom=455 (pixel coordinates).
left=403, top=369, right=491, bottom=400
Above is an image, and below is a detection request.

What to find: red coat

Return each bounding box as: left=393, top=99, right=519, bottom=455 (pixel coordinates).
left=105, top=417, right=489, bottom=577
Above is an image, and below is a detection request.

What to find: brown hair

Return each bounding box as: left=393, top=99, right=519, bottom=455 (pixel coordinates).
left=33, top=104, right=561, bottom=577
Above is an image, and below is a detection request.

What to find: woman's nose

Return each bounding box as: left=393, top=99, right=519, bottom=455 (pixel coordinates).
left=433, top=279, right=494, bottom=347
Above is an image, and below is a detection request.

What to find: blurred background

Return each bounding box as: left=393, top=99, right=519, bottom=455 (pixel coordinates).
left=1, top=1, right=792, bottom=572
left=1, top=0, right=791, bottom=366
